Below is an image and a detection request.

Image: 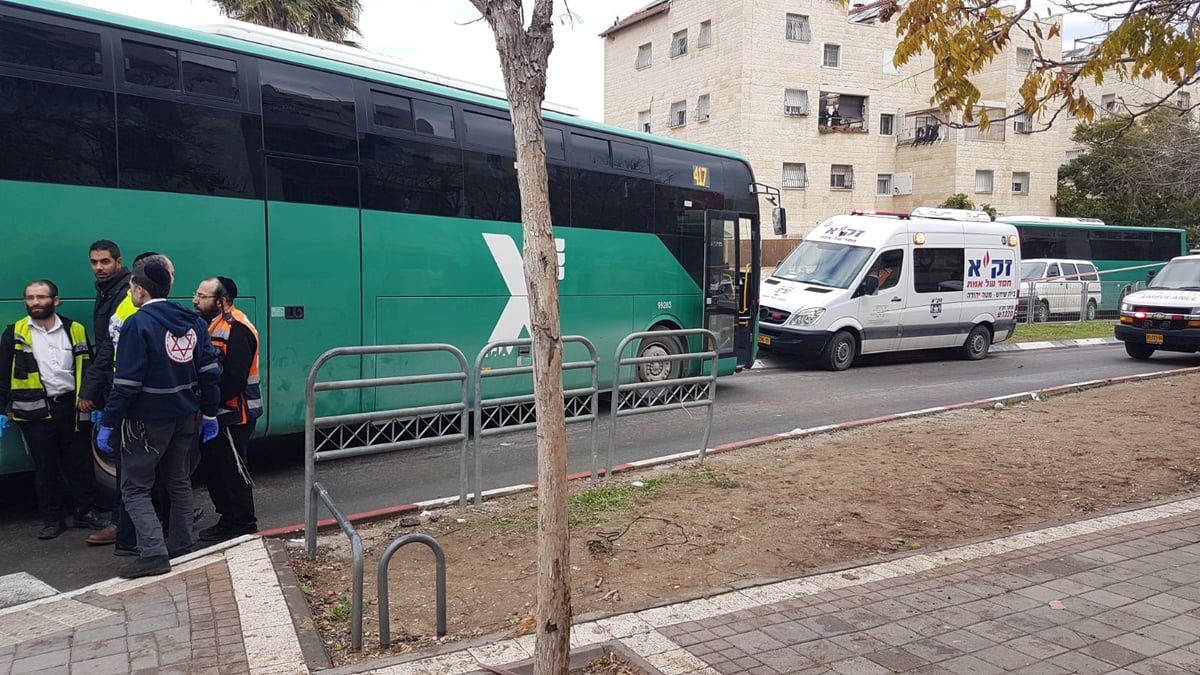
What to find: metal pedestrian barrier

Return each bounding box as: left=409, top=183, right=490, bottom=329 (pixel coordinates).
left=377, top=533, right=447, bottom=647
left=608, top=329, right=719, bottom=471
left=309, top=482, right=365, bottom=651
left=471, top=336, right=600, bottom=505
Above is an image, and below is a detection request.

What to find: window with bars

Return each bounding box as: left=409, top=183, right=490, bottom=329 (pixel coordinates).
left=877, top=173, right=893, bottom=196
left=1011, top=171, right=1030, bottom=194
left=784, top=89, right=809, bottom=116
left=783, top=162, right=808, bottom=188
left=1064, top=149, right=1083, bottom=164
left=822, top=43, right=841, bottom=68
left=668, top=100, right=687, bottom=127
left=1101, top=94, right=1116, bottom=112
left=879, top=113, right=894, bottom=135
left=1178, top=91, right=1192, bottom=109
left=830, top=164, right=854, bottom=189
left=671, top=30, right=688, bottom=57
left=695, top=94, right=711, bottom=121
left=698, top=21, right=712, bottom=48
left=785, top=14, right=811, bottom=42
left=1016, top=47, right=1034, bottom=71
left=636, top=43, right=652, bottom=69
left=1013, top=110, right=1032, bottom=133
left=975, top=169, right=994, bottom=194
left=638, top=110, right=651, bottom=133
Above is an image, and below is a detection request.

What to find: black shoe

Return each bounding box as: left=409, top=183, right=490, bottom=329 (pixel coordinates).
left=168, top=546, right=192, bottom=558
left=37, top=521, right=67, bottom=540
left=72, top=510, right=107, bottom=530
left=118, top=555, right=171, bottom=579
left=114, top=544, right=139, bottom=557
left=199, top=523, right=256, bottom=543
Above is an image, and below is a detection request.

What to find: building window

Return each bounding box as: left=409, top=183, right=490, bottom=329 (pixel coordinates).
left=1101, top=93, right=1116, bottom=112
left=698, top=21, right=712, bottom=48
left=636, top=43, right=652, bottom=69
left=879, top=113, right=895, bottom=136
left=876, top=173, right=893, bottom=196
left=785, top=14, right=811, bottom=42
left=1012, top=171, right=1030, bottom=194
left=1064, top=149, right=1083, bottom=164
left=784, top=89, right=809, bottom=116
left=1178, top=91, right=1192, bottom=109
left=1016, top=47, right=1034, bottom=71
left=975, top=169, right=994, bottom=194
left=822, top=44, right=841, bottom=68
left=638, top=109, right=651, bottom=133
left=831, top=164, right=854, bottom=189
left=671, top=30, right=688, bottom=57
left=783, top=162, right=808, bottom=188
left=695, top=94, right=710, bottom=121
left=668, top=100, right=687, bottom=127
left=1013, top=110, right=1032, bottom=133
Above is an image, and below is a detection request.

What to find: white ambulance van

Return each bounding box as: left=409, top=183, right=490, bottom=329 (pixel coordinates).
left=757, top=207, right=1021, bottom=370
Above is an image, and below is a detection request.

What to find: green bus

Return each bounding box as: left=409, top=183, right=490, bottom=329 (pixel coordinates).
left=995, top=216, right=1188, bottom=314
left=0, top=0, right=767, bottom=477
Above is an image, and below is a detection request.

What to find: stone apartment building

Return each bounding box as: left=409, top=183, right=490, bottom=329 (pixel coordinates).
left=600, top=0, right=1073, bottom=239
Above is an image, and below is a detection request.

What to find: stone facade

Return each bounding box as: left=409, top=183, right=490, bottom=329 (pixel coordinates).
left=600, top=0, right=1071, bottom=238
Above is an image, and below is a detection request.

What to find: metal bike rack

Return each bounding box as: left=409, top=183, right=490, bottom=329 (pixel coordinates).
left=377, top=533, right=447, bottom=647
left=608, top=329, right=719, bottom=470
left=304, top=343, right=470, bottom=556
left=309, top=482, right=365, bottom=651
left=471, top=336, right=600, bottom=505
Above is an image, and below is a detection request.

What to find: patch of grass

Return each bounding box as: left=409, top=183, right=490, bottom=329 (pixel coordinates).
left=568, top=477, right=673, bottom=527
left=329, top=597, right=353, bottom=622
left=692, top=467, right=741, bottom=489
left=483, top=514, right=538, bottom=531
left=1011, top=321, right=1114, bottom=343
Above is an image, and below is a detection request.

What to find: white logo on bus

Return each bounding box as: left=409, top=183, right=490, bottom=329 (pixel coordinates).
left=482, top=233, right=565, bottom=355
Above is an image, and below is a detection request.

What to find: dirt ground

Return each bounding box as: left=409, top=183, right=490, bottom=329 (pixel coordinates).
left=287, top=371, right=1200, bottom=667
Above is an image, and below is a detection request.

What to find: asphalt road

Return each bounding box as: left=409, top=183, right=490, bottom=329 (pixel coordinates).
left=1, top=342, right=1194, bottom=593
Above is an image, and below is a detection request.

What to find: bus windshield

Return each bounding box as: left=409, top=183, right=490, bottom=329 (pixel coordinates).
left=1147, top=259, right=1200, bottom=291
left=1020, top=262, right=1047, bottom=281
left=773, top=240, right=874, bottom=289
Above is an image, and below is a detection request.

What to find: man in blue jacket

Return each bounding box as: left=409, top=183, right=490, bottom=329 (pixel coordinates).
left=97, top=255, right=221, bottom=579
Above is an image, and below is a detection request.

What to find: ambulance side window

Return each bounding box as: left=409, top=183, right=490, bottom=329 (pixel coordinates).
left=871, top=249, right=904, bottom=291
left=914, top=248, right=964, bottom=293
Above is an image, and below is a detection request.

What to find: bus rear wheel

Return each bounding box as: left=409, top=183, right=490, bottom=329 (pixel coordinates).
left=636, top=328, right=684, bottom=382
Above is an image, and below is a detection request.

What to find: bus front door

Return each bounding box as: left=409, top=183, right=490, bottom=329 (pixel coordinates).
left=704, top=210, right=757, bottom=368
left=264, top=157, right=363, bottom=432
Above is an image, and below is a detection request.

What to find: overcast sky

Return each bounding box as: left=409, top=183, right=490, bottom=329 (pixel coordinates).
left=68, top=1, right=1102, bottom=122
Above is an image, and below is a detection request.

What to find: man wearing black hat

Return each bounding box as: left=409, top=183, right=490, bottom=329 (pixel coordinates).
left=192, top=276, right=261, bottom=542
left=96, top=254, right=222, bottom=579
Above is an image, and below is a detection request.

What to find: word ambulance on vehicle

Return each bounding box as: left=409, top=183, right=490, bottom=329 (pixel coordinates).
left=757, top=207, right=1021, bottom=370
left=1115, top=253, right=1200, bottom=360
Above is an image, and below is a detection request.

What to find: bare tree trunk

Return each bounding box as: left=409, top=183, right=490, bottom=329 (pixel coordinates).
left=467, top=1, right=569, bottom=672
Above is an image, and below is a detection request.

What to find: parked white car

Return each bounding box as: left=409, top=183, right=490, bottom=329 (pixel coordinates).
left=1019, top=258, right=1103, bottom=321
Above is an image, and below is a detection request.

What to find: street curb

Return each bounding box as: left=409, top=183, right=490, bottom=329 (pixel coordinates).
left=750, top=335, right=1121, bottom=369
left=269, top=361, right=1200, bottom=538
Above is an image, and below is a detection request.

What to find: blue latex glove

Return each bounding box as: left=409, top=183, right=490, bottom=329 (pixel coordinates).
left=0, top=415, right=7, bottom=438
left=200, top=416, right=219, bottom=443
left=89, top=411, right=102, bottom=424
left=96, top=426, right=115, bottom=454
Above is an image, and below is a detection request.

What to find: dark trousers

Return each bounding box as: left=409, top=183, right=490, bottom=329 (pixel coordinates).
left=200, top=422, right=256, bottom=531
left=119, top=416, right=195, bottom=559
left=19, top=397, right=95, bottom=523
left=114, top=429, right=200, bottom=550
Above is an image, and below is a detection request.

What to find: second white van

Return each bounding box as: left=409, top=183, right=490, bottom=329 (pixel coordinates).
left=758, top=208, right=1021, bottom=370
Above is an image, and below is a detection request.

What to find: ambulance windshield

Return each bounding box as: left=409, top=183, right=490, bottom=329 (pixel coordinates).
left=773, top=240, right=874, bottom=289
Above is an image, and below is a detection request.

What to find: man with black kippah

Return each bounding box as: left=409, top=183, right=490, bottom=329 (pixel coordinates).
left=192, top=275, right=261, bottom=542
left=97, top=254, right=222, bottom=579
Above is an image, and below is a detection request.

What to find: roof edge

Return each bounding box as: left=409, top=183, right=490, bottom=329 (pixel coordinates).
left=599, top=0, right=669, bottom=38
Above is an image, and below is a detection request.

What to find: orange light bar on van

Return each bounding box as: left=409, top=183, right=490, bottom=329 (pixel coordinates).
left=913, top=232, right=927, bottom=245
left=1008, top=234, right=1019, bottom=247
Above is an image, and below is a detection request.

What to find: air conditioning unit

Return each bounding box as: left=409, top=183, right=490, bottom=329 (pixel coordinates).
left=893, top=172, right=913, bottom=195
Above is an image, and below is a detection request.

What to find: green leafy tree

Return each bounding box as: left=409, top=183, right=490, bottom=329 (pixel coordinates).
left=1058, top=110, right=1200, bottom=240
left=883, top=0, right=1200, bottom=127
left=938, top=193, right=997, bottom=219
left=211, top=0, right=361, bottom=43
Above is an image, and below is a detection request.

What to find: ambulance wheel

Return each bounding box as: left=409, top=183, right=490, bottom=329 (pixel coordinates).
left=1124, top=342, right=1155, bottom=360
left=960, top=324, right=992, bottom=360
left=820, top=330, right=857, bottom=371
left=636, top=327, right=684, bottom=382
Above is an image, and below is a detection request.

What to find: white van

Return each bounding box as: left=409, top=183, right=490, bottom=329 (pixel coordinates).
left=1018, top=258, right=1103, bottom=322
left=758, top=208, right=1021, bottom=370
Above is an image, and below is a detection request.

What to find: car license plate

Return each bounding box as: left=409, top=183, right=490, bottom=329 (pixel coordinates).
left=1147, top=333, right=1164, bottom=345
left=757, top=334, right=771, bottom=346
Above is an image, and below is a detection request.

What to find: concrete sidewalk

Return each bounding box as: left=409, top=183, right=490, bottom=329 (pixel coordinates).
left=2, top=494, right=1199, bottom=674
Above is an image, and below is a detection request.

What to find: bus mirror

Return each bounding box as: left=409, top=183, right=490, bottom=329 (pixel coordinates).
left=772, top=207, right=787, bottom=236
